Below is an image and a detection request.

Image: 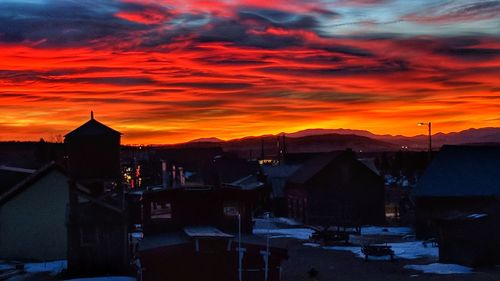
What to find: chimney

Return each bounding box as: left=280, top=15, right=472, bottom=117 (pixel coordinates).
left=172, top=165, right=176, bottom=187
left=179, top=167, right=185, bottom=185
left=162, top=160, right=168, bottom=189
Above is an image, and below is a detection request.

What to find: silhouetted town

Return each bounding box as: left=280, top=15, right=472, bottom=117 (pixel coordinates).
left=1, top=113, right=500, bottom=281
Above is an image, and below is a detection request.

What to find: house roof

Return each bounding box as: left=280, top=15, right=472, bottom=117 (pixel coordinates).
left=0, top=162, right=67, bottom=206
left=262, top=164, right=302, bottom=179
left=214, top=158, right=260, bottom=184
left=225, top=174, right=264, bottom=190
left=65, top=114, right=121, bottom=139
left=0, top=165, right=35, bottom=196
left=414, top=145, right=500, bottom=197
left=287, top=151, right=345, bottom=185
left=358, top=158, right=380, bottom=175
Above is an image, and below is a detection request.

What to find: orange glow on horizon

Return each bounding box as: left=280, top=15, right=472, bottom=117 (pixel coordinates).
left=1, top=1, right=499, bottom=144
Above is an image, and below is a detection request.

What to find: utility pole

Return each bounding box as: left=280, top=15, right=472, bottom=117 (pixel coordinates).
left=418, top=122, right=432, bottom=161
left=238, top=213, right=242, bottom=281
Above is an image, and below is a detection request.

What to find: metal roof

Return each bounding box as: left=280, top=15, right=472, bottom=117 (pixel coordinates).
left=414, top=145, right=500, bottom=197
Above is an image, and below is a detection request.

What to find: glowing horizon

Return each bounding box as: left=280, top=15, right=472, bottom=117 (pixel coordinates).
left=1, top=0, right=499, bottom=144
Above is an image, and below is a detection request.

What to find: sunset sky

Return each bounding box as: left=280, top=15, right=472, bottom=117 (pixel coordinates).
left=1, top=0, right=499, bottom=144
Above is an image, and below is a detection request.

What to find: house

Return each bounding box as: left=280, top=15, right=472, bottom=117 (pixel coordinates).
left=285, top=150, right=385, bottom=227
left=0, top=162, right=71, bottom=261
left=414, top=145, right=500, bottom=239
left=412, top=143, right=500, bottom=266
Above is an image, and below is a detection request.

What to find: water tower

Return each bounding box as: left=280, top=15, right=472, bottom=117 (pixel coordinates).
left=65, top=112, right=129, bottom=276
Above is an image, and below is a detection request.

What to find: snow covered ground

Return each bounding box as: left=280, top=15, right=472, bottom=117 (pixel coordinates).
left=67, top=277, right=136, bottom=281
left=25, top=260, right=67, bottom=274
left=405, top=263, right=473, bottom=274
left=253, top=228, right=314, bottom=240
left=360, top=226, right=413, bottom=236
left=252, top=222, right=413, bottom=241
left=0, top=260, right=136, bottom=281
left=305, top=241, right=438, bottom=260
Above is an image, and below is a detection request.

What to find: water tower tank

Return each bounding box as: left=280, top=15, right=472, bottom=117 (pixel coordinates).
left=64, top=112, right=121, bottom=183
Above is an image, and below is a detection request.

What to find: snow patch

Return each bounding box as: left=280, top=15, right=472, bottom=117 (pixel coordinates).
left=67, top=277, right=136, bottom=281
left=303, top=242, right=321, bottom=247
left=0, top=263, right=14, bottom=270
left=275, top=217, right=301, bottom=226
left=310, top=241, right=438, bottom=260
left=253, top=228, right=314, bottom=240
left=361, top=226, right=413, bottom=236
left=25, top=260, right=67, bottom=274
left=467, top=214, right=487, bottom=219
left=405, top=263, right=473, bottom=274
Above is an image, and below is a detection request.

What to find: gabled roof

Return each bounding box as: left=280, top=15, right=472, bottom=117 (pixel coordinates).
left=214, top=158, right=260, bottom=184
left=225, top=174, right=264, bottom=190
left=287, top=151, right=345, bottom=184
left=262, top=164, right=302, bottom=179
left=0, top=162, right=67, bottom=206
left=414, top=145, right=500, bottom=197
left=65, top=115, right=121, bottom=139
left=0, top=165, right=36, bottom=196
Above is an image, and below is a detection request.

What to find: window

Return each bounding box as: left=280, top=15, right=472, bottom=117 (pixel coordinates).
left=150, top=202, right=172, bottom=219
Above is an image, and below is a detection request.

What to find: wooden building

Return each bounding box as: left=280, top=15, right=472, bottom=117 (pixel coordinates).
left=141, top=185, right=264, bottom=234
left=414, top=145, right=500, bottom=239
left=435, top=210, right=500, bottom=266
left=285, top=150, right=385, bottom=227
left=65, top=112, right=129, bottom=276
left=138, top=228, right=288, bottom=281
left=134, top=179, right=285, bottom=280
left=0, top=163, right=73, bottom=261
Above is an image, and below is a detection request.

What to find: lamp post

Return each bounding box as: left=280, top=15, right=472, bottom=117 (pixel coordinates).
left=265, top=212, right=270, bottom=281
left=238, top=213, right=242, bottom=281
left=417, top=122, right=432, bottom=159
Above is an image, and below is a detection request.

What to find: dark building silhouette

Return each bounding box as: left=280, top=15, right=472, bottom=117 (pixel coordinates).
left=414, top=145, right=500, bottom=238
left=65, top=111, right=121, bottom=189
left=285, top=150, right=385, bottom=227
left=414, top=145, right=500, bottom=266
left=436, top=208, right=500, bottom=266
left=65, top=112, right=129, bottom=276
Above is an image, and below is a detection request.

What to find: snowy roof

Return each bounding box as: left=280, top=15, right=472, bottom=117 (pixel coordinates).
left=226, top=174, right=264, bottom=190
left=184, top=226, right=234, bottom=238
left=414, top=145, right=500, bottom=197
left=0, top=162, right=67, bottom=206
left=139, top=232, right=191, bottom=250
left=261, top=164, right=302, bottom=178
left=358, top=158, right=380, bottom=175
left=0, top=165, right=36, bottom=196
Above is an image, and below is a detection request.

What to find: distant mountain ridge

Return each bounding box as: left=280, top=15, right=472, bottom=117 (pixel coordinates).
left=180, top=127, right=500, bottom=156
left=188, top=137, right=223, bottom=143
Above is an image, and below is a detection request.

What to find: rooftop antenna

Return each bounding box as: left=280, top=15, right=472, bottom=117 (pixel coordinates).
left=90, top=110, right=94, bottom=120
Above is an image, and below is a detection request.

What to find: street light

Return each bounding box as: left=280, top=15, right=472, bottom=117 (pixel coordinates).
left=417, top=122, right=432, bottom=158
left=237, top=213, right=242, bottom=281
